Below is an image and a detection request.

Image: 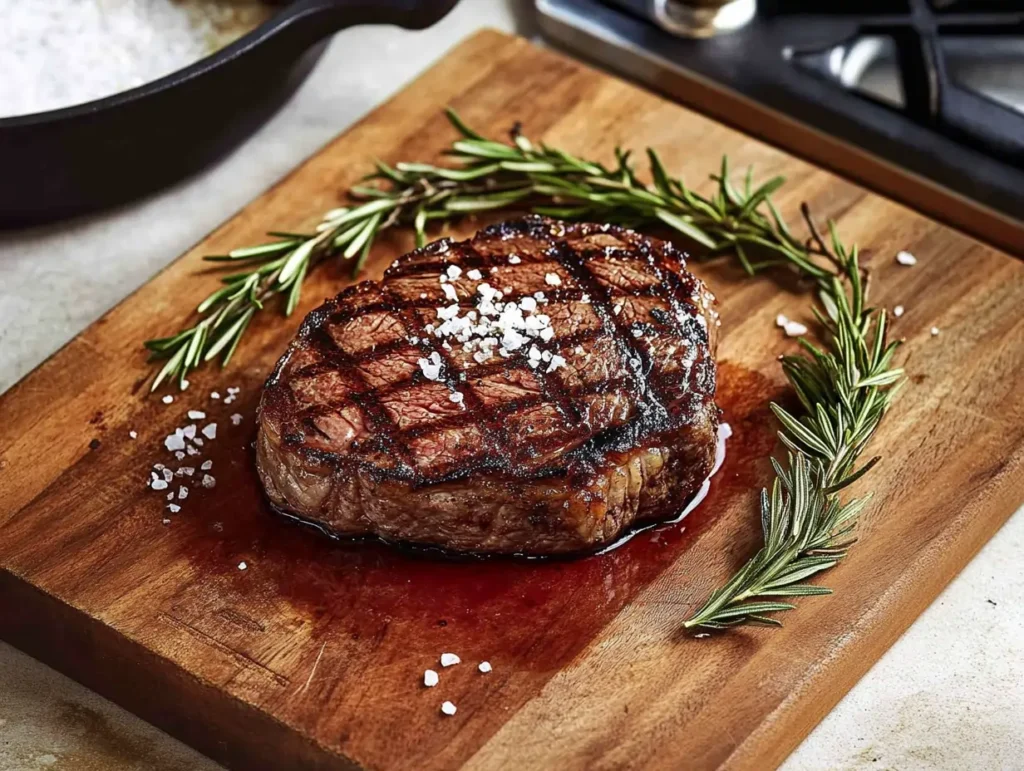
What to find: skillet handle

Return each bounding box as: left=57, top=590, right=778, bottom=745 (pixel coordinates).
left=270, top=0, right=461, bottom=45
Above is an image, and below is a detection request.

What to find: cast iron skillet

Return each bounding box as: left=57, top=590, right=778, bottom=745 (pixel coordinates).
left=0, top=0, right=459, bottom=228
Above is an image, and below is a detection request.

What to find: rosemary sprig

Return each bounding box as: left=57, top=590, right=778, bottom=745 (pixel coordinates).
left=683, top=226, right=903, bottom=630
left=144, top=111, right=904, bottom=630
left=145, top=109, right=831, bottom=389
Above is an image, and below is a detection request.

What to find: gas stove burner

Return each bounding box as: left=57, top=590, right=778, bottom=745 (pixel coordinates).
left=781, top=1, right=1024, bottom=161
left=651, top=0, right=757, bottom=38
left=537, top=0, right=1024, bottom=252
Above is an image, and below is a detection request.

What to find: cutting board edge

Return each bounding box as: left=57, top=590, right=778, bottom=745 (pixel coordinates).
left=723, top=443, right=1024, bottom=771
left=0, top=569, right=353, bottom=771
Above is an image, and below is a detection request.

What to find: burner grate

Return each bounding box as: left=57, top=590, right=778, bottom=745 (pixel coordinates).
left=780, top=0, right=1024, bottom=160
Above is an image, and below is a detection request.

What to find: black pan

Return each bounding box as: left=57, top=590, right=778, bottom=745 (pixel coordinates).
left=0, top=0, right=459, bottom=228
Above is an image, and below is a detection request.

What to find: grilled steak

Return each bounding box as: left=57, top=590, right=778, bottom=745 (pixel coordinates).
left=257, top=216, right=720, bottom=555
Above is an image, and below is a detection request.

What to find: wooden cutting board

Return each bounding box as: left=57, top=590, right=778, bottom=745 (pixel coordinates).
left=2, top=30, right=1023, bottom=771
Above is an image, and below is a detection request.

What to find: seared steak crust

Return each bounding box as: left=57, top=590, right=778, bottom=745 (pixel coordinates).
left=257, top=217, right=719, bottom=554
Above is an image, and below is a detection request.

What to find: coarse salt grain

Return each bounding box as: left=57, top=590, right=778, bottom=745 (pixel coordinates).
left=508, top=255, right=521, bottom=264
left=211, top=391, right=220, bottom=400
left=202, top=423, right=217, bottom=440
left=478, top=661, right=492, bottom=673
left=446, top=265, right=462, bottom=280
left=544, top=272, right=562, bottom=286
left=183, top=425, right=197, bottom=439
left=442, top=283, right=459, bottom=302
left=440, top=701, right=457, bottom=716
left=440, top=653, right=460, bottom=667
left=466, top=269, right=482, bottom=280
left=162, top=395, right=173, bottom=404
left=931, top=326, right=940, bottom=336
left=168, top=504, right=181, bottom=514
left=188, top=410, right=206, bottom=420
left=424, top=670, right=439, bottom=687
left=201, top=474, right=216, bottom=489
left=896, top=251, right=917, bottom=266
left=162, top=518, right=171, bottom=525
left=180, top=379, right=190, bottom=390
left=238, top=561, right=247, bottom=570
left=151, top=479, right=168, bottom=491
left=894, top=305, right=905, bottom=317
left=178, top=486, right=188, bottom=500
left=783, top=320, right=808, bottom=337
left=775, top=314, right=789, bottom=328
left=230, top=413, right=243, bottom=426
left=449, top=391, right=464, bottom=405
left=201, top=460, right=212, bottom=471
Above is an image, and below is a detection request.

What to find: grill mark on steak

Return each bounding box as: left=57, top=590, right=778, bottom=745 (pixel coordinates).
left=258, top=217, right=720, bottom=553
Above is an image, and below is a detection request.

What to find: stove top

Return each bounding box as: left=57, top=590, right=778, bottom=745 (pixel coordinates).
left=537, top=0, right=1024, bottom=253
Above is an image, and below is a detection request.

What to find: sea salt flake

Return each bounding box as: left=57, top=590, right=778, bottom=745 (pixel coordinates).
left=183, top=425, right=197, bottom=439
left=202, top=423, right=217, bottom=440
left=238, top=561, right=247, bottom=571
left=201, top=460, right=212, bottom=471
left=544, top=272, right=562, bottom=286
left=162, top=468, right=174, bottom=482
left=178, top=486, right=188, bottom=500
left=230, top=413, right=243, bottom=426
left=896, top=250, right=917, bottom=266
left=478, top=661, right=492, bottom=673
left=211, top=391, right=220, bottom=400
left=174, top=451, right=185, bottom=460
left=441, top=701, right=457, bottom=716
left=201, top=474, right=216, bottom=489
left=442, top=283, right=459, bottom=302
left=424, top=670, right=439, bottom=687
left=440, top=653, right=460, bottom=667
left=508, top=255, right=521, bottom=264
left=151, top=479, right=168, bottom=491
left=162, top=395, right=174, bottom=404
left=446, top=265, right=462, bottom=280
left=449, top=391, right=465, bottom=406
left=188, top=410, right=206, bottom=420
left=931, top=326, right=940, bottom=336
left=179, top=467, right=194, bottom=477
left=168, top=504, right=181, bottom=513
left=166, top=492, right=174, bottom=501
left=466, top=269, right=482, bottom=280
left=893, top=305, right=905, bottom=317
left=187, top=446, right=199, bottom=456
left=193, top=437, right=204, bottom=447
left=783, top=320, right=808, bottom=337
left=129, top=430, right=137, bottom=439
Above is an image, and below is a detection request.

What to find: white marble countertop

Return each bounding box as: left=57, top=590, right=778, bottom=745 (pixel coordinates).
left=1, top=3, right=1021, bottom=769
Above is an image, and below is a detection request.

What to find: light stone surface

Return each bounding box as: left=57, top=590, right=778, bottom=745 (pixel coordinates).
left=0, top=2, right=1020, bottom=769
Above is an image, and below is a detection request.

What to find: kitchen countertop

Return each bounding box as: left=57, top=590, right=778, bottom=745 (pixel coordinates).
left=0, top=2, right=1021, bottom=769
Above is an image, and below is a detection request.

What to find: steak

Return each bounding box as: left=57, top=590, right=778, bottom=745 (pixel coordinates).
left=257, top=216, right=720, bottom=555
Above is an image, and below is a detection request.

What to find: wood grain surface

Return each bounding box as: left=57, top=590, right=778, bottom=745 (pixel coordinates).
left=2, top=30, right=1023, bottom=771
